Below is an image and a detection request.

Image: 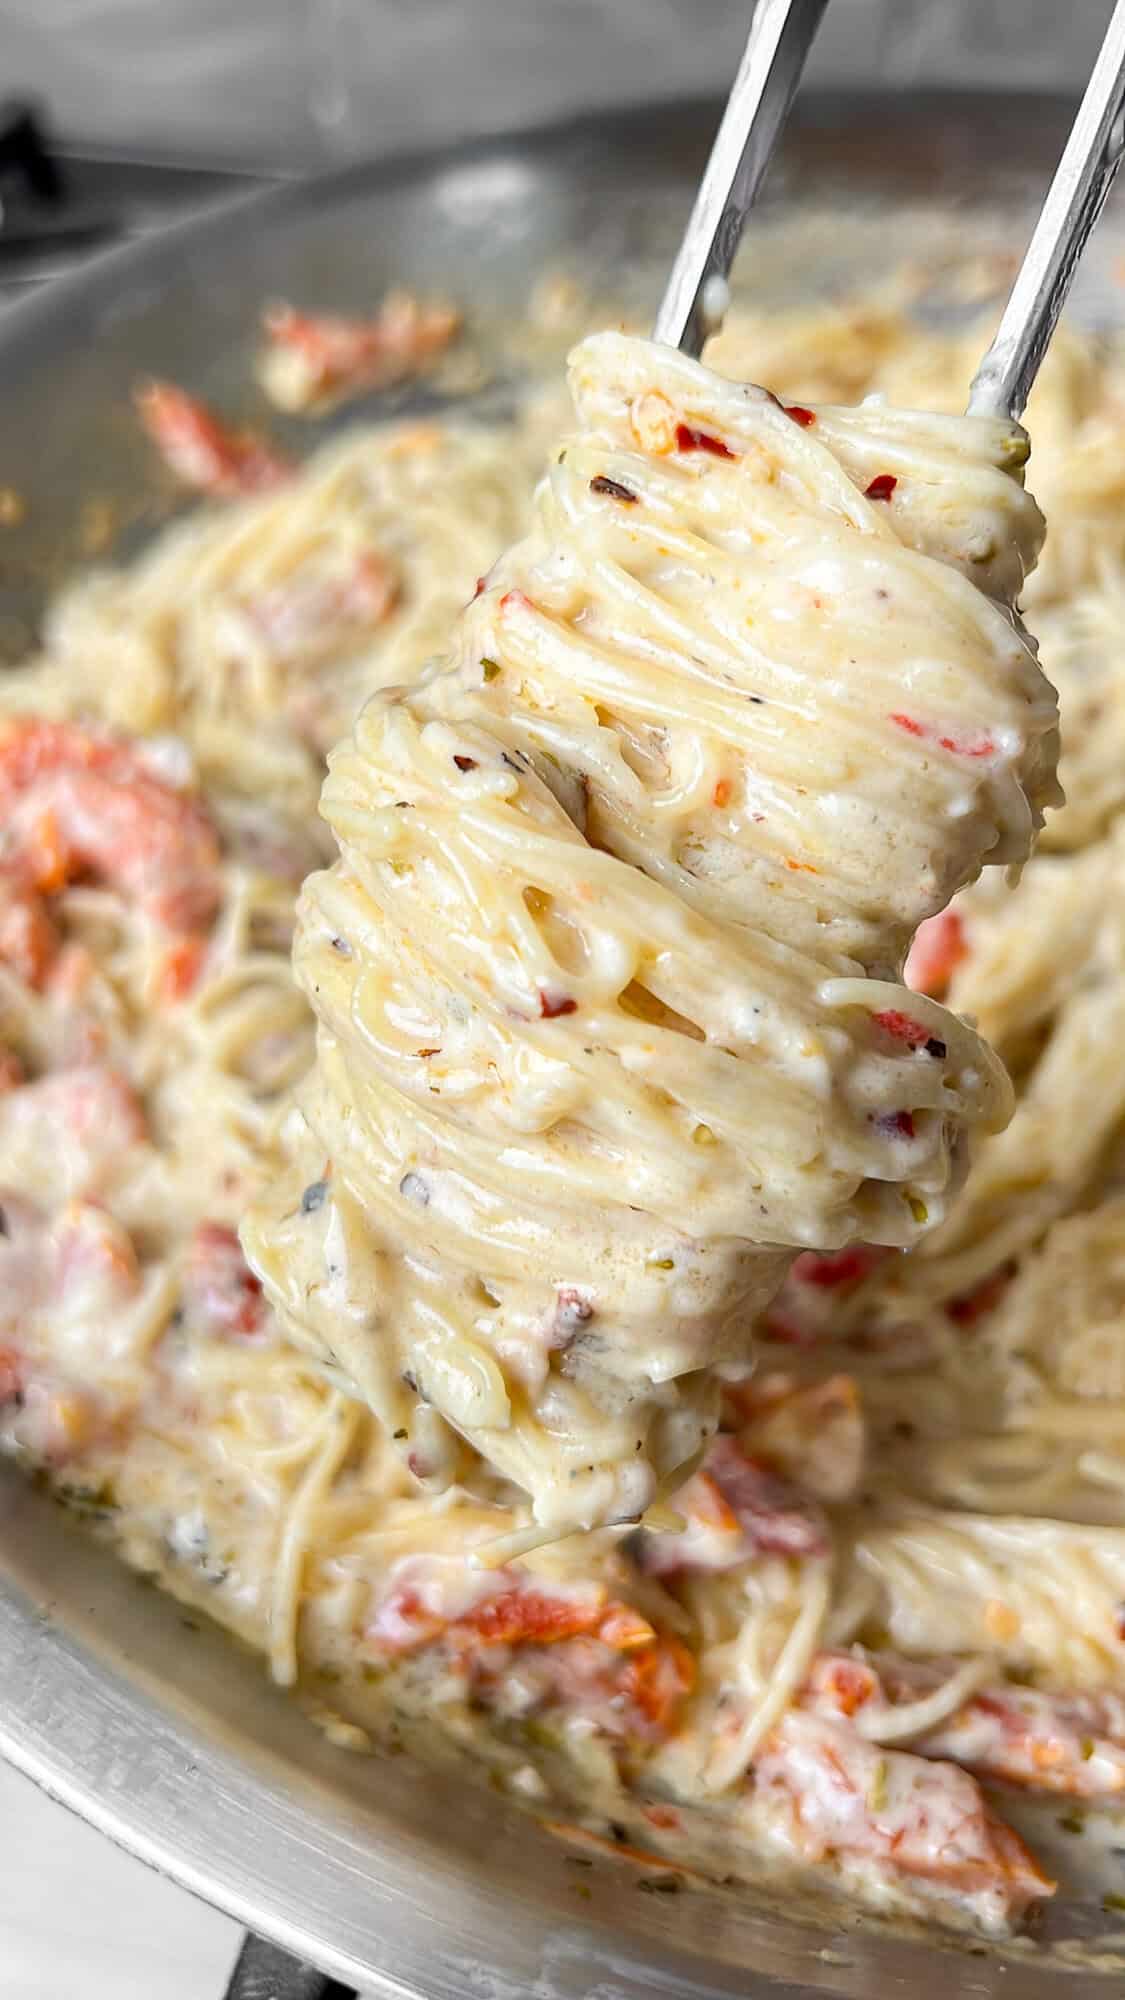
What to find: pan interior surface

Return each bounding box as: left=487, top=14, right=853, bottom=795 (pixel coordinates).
left=1, top=89, right=1123, bottom=1999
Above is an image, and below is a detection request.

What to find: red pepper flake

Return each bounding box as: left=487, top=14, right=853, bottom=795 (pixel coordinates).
left=472, top=575, right=488, bottom=600
left=874, top=1109, right=915, bottom=1140
left=675, top=423, right=736, bottom=460
left=873, top=1008, right=931, bottom=1048
left=784, top=405, right=816, bottom=428
left=792, top=1244, right=889, bottom=1290
left=946, top=1264, right=1014, bottom=1327
left=590, top=474, right=638, bottom=504
left=892, top=713, right=995, bottom=760
left=539, top=989, right=578, bottom=1019
left=864, top=473, right=897, bottom=502
left=712, top=778, right=732, bottom=808
left=453, top=754, right=478, bottom=772
left=938, top=732, right=996, bottom=759
left=415, top=1047, right=441, bottom=1059
left=784, top=857, right=819, bottom=874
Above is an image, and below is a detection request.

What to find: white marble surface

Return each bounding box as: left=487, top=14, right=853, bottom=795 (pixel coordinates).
left=0, top=5, right=1115, bottom=1995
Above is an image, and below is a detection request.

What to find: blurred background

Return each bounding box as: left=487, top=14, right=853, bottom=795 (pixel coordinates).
left=0, top=0, right=1116, bottom=168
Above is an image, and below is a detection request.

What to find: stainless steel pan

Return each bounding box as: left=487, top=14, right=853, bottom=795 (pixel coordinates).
left=2, top=91, right=1123, bottom=1999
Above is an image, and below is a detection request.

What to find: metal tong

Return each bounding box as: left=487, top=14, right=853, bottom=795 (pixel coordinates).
left=654, top=0, right=1125, bottom=422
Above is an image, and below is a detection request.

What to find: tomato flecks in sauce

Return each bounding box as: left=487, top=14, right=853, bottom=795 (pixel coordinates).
left=675, top=423, right=736, bottom=460
left=784, top=405, right=816, bottom=428
left=905, top=909, right=968, bottom=997
left=539, top=989, right=578, bottom=1018
left=864, top=473, right=898, bottom=501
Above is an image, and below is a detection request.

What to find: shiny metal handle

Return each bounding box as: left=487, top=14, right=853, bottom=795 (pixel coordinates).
left=969, top=0, right=1125, bottom=418
left=652, top=0, right=830, bottom=357
left=222, top=1932, right=357, bottom=2000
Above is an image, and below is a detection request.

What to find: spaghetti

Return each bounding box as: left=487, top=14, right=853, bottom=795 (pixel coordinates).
left=3, top=278, right=1125, bottom=1936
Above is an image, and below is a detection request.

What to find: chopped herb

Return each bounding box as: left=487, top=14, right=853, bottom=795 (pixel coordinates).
left=481, top=658, right=501, bottom=681
left=453, top=754, right=478, bottom=772
left=59, top=1481, right=118, bottom=1520
left=565, top=1855, right=594, bottom=1869
left=1103, top=1894, right=1125, bottom=1913
left=637, top=1876, right=682, bottom=1895
left=393, top=1427, right=408, bottom=1440
left=867, top=1757, right=889, bottom=1813
left=1082, top=1737, right=1096, bottom=1760
left=924, top=1036, right=947, bottom=1060
left=0, top=1205, right=7, bottom=1238
left=648, top=1256, right=675, bottom=1271
left=1058, top=1813, right=1085, bottom=1835
left=300, top=1179, right=329, bottom=1214
left=906, top=1194, right=928, bottom=1225
left=590, top=474, right=638, bottom=504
